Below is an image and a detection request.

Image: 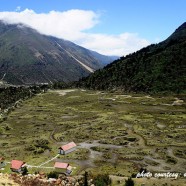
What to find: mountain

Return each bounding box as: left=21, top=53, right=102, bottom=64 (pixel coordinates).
left=89, top=50, right=118, bottom=66
left=0, top=21, right=116, bottom=85
left=76, top=22, right=186, bottom=93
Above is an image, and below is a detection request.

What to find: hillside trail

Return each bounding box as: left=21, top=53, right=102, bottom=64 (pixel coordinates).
left=55, top=42, right=94, bottom=73
left=37, top=154, right=60, bottom=168
left=5, top=155, right=59, bottom=169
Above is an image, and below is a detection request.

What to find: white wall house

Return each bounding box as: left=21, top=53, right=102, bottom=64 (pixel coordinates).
left=54, top=162, right=72, bottom=174
left=58, top=142, right=77, bottom=155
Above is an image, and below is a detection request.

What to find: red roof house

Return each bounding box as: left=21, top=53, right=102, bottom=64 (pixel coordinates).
left=59, top=142, right=77, bottom=155
left=54, top=162, right=72, bottom=174
left=54, top=162, right=69, bottom=169
left=11, top=160, right=26, bottom=173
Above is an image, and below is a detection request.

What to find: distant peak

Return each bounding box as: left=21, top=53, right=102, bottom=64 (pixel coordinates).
left=174, top=22, right=186, bottom=33
left=167, top=22, right=186, bottom=41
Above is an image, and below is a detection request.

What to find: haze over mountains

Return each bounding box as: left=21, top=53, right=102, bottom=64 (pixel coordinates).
left=77, top=22, right=186, bottom=93
left=0, top=20, right=117, bottom=85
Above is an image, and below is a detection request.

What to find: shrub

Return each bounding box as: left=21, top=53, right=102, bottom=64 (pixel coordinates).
left=47, top=171, right=59, bottom=179
left=22, top=166, right=28, bottom=176
left=124, top=177, right=134, bottom=186
left=93, top=174, right=111, bottom=186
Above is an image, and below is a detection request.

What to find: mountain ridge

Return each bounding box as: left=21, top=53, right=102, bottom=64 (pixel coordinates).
left=76, top=22, right=186, bottom=93
left=0, top=20, right=117, bottom=85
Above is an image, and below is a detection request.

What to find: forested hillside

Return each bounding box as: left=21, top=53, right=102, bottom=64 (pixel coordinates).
left=76, top=22, right=186, bottom=93
left=0, top=85, right=48, bottom=123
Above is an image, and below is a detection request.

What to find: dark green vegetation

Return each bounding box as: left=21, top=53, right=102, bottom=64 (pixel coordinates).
left=0, top=20, right=116, bottom=85
left=84, top=171, right=88, bottom=186
left=47, top=171, right=59, bottom=179
left=0, top=89, right=185, bottom=177
left=124, top=177, right=134, bottom=186
left=77, top=22, right=186, bottom=93
left=0, top=85, right=48, bottom=110
left=92, top=174, right=111, bottom=186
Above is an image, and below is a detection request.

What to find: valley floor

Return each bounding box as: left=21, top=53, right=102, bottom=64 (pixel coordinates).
left=0, top=89, right=186, bottom=185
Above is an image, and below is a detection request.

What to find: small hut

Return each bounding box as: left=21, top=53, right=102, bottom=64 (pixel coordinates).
left=10, top=160, right=26, bottom=173
left=58, top=142, right=77, bottom=155
left=54, top=162, right=72, bottom=174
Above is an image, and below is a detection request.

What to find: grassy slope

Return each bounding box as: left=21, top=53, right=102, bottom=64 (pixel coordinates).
left=0, top=89, right=186, bottom=180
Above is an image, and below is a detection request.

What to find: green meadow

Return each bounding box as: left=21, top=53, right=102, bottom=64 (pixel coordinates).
left=0, top=89, right=186, bottom=178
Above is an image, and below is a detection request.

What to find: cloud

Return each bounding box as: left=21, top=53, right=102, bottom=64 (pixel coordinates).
left=0, top=9, right=98, bottom=41
left=15, top=6, right=21, bottom=12
left=81, top=33, right=150, bottom=56
left=0, top=9, right=150, bottom=56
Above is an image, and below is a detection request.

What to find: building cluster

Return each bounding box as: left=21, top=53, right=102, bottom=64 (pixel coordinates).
left=0, top=142, right=77, bottom=175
